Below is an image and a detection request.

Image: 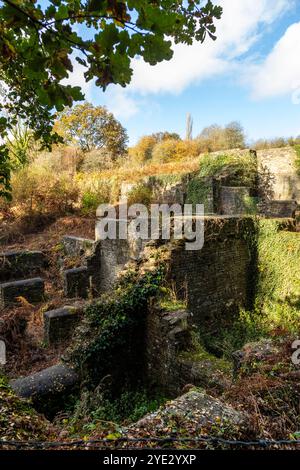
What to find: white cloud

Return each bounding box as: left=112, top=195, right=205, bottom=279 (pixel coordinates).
left=249, top=22, right=300, bottom=99
left=103, top=86, right=140, bottom=120
left=63, top=0, right=294, bottom=117
left=128, top=0, right=292, bottom=95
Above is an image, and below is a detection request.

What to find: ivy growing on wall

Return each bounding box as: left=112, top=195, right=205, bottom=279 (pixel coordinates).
left=186, top=177, right=212, bottom=213
left=198, top=153, right=257, bottom=187
left=67, top=264, right=166, bottom=387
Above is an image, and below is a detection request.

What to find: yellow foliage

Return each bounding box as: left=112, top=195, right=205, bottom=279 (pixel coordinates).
left=128, top=135, right=158, bottom=165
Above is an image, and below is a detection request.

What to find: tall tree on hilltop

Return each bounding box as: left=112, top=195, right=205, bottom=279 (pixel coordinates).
left=225, top=121, right=246, bottom=149
left=186, top=113, right=193, bottom=140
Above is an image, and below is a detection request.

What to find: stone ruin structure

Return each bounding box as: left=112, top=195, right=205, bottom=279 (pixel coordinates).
left=0, top=217, right=256, bottom=406
left=121, top=147, right=300, bottom=218
left=0, top=146, right=299, bottom=420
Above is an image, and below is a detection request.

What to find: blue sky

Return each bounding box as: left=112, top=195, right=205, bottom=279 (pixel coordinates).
left=65, top=0, right=300, bottom=145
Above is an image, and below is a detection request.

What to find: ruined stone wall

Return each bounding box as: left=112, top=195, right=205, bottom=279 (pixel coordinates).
left=168, top=218, right=254, bottom=337
left=94, top=217, right=254, bottom=307
left=66, top=217, right=254, bottom=394
left=121, top=178, right=187, bottom=206
left=257, top=147, right=300, bottom=202
left=219, top=187, right=251, bottom=215
left=145, top=218, right=255, bottom=394
left=145, top=308, right=192, bottom=395
left=96, top=236, right=148, bottom=293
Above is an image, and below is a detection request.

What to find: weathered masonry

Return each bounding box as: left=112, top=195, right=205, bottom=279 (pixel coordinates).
left=168, top=218, right=254, bottom=334
left=9, top=216, right=257, bottom=403
left=94, top=216, right=254, bottom=317
left=0, top=250, right=48, bottom=282
left=257, top=147, right=300, bottom=201
left=68, top=217, right=255, bottom=395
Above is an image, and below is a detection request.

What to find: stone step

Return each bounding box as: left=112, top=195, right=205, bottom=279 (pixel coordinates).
left=63, top=266, right=90, bottom=299
left=0, top=250, right=48, bottom=282
left=263, top=200, right=298, bottom=218
left=43, top=306, right=82, bottom=345
left=0, top=277, right=45, bottom=308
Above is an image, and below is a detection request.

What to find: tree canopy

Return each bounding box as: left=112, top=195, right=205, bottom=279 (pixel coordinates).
left=55, top=102, right=128, bottom=157
left=0, top=0, right=222, bottom=197
left=128, top=131, right=182, bottom=164
left=197, top=122, right=246, bottom=152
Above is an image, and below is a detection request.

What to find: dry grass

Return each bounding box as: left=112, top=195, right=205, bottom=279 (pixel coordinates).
left=0, top=215, right=95, bottom=251
left=0, top=299, right=66, bottom=378
left=0, top=215, right=95, bottom=378
left=77, top=155, right=200, bottom=186
left=225, top=337, right=300, bottom=440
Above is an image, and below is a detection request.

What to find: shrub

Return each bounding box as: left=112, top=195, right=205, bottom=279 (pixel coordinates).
left=242, top=195, right=259, bottom=215
left=70, top=389, right=165, bottom=432
left=256, top=219, right=300, bottom=334
left=198, top=152, right=257, bottom=186
left=11, top=165, right=79, bottom=215
left=152, top=139, right=178, bottom=163
left=80, top=149, right=115, bottom=173
left=81, top=189, right=110, bottom=216
left=76, top=174, right=115, bottom=212
left=186, top=177, right=212, bottom=213
left=127, top=183, right=153, bottom=207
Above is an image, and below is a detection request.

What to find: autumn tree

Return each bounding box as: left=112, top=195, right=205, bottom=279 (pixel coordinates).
left=198, top=124, right=225, bottom=152
left=150, top=131, right=181, bottom=142
left=152, top=138, right=201, bottom=163
left=0, top=0, right=222, bottom=197
left=55, top=102, right=128, bottom=158
left=129, top=131, right=181, bottom=164
left=152, top=139, right=178, bottom=163
left=175, top=139, right=202, bottom=159
left=128, top=135, right=158, bottom=165
left=225, top=121, right=245, bottom=149
left=197, top=122, right=246, bottom=152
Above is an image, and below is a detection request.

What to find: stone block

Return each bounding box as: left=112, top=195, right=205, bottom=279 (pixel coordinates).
left=219, top=186, right=251, bottom=215
left=0, top=277, right=45, bottom=308
left=232, top=339, right=280, bottom=377
left=10, top=363, right=78, bottom=399
left=44, top=307, right=82, bottom=345
left=131, top=390, right=246, bottom=431
left=257, top=147, right=300, bottom=202
left=263, top=200, right=298, bottom=218
left=63, top=266, right=89, bottom=298
left=86, top=241, right=101, bottom=294
left=0, top=250, right=48, bottom=282
left=146, top=308, right=193, bottom=395
left=62, top=236, right=95, bottom=257
left=178, top=358, right=230, bottom=393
